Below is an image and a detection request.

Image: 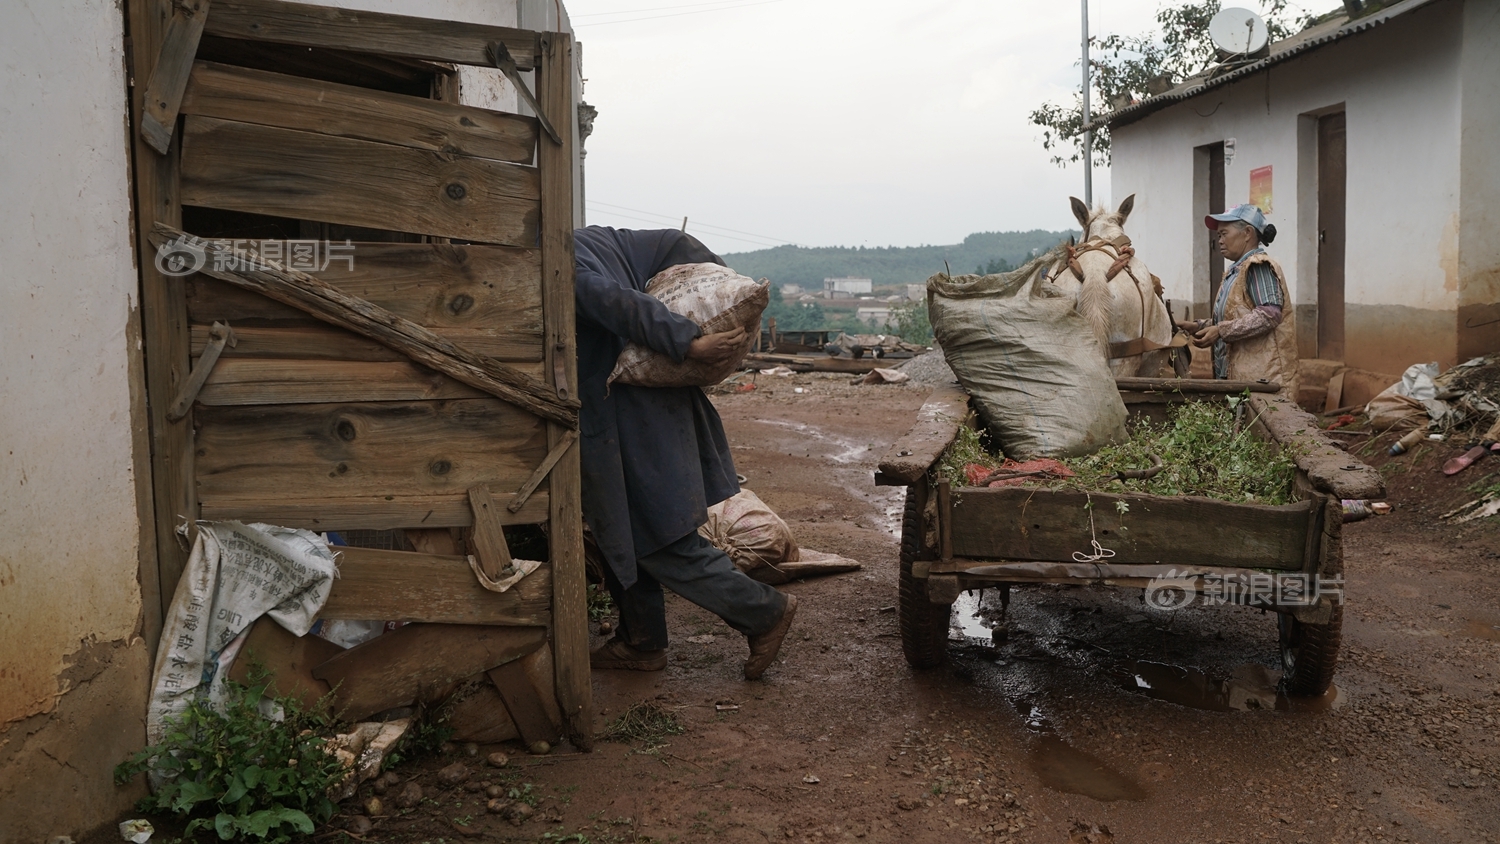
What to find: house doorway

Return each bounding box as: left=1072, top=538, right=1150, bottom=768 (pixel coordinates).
left=1316, top=111, right=1347, bottom=360
left=1195, top=141, right=1226, bottom=315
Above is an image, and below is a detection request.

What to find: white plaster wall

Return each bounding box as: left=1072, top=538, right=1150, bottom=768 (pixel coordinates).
left=1110, top=0, right=1463, bottom=314
left=0, top=0, right=144, bottom=725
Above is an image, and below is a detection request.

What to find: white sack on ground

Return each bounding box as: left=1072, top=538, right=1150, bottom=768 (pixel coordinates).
left=1366, top=362, right=1444, bottom=429
left=148, top=522, right=337, bottom=749
left=609, top=262, right=769, bottom=388
left=928, top=265, right=1127, bottom=459
left=700, top=490, right=862, bottom=584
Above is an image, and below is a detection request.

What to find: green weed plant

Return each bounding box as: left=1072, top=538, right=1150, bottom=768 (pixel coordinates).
left=940, top=398, right=1297, bottom=504
left=114, top=678, right=346, bottom=843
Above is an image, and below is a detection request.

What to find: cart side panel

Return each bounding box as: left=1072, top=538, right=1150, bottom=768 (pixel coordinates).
left=946, top=487, right=1318, bottom=571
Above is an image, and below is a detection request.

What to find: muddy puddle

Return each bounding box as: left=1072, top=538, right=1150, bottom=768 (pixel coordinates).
left=1119, top=661, right=1343, bottom=713
left=1028, top=736, right=1149, bottom=801
left=1461, top=618, right=1500, bottom=641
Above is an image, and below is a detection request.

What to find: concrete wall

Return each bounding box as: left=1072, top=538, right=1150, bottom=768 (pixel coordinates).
left=1110, top=0, right=1466, bottom=375
left=0, top=2, right=155, bottom=841
left=1457, top=0, right=1500, bottom=359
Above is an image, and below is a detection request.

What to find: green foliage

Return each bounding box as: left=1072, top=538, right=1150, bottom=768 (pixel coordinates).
left=382, top=702, right=452, bottom=768
left=1061, top=398, right=1299, bottom=503
left=942, top=398, right=1298, bottom=504
left=937, top=423, right=999, bottom=489
left=114, top=678, right=346, bottom=844
left=723, top=230, right=1073, bottom=291
left=1030, top=0, right=1312, bottom=167
left=587, top=583, right=615, bottom=622
left=975, top=257, right=1014, bottom=275
left=763, top=285, right=828, bottom=331
left=889, top=301, right=933, bottom=345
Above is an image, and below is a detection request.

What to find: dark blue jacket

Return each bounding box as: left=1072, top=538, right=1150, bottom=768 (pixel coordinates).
left=573, top=227, right=740, bottom=588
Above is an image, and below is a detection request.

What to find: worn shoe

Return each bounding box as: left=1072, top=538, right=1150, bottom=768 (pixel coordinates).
left=589, top=637, right=667, bottom=671
left=744, top=593, right=799, bottom=680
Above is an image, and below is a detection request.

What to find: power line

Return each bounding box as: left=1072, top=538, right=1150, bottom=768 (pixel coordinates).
left=588, top=200, right=800, bottom=245
left=585, top=204, right=792, bottom=249
left=572, top=0, right=785, bottom=27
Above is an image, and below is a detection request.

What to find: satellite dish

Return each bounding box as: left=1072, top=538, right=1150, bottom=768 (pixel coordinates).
left=1209, top=7, right=1269, bottom=55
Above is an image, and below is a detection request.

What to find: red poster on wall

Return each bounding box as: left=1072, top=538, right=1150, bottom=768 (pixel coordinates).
left=1249, top=165, right=1273, bottom=213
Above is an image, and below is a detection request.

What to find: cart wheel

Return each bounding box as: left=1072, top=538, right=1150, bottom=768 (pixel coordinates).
left=1277, top=604, right=1342, bottom=697
left=899, top=486, right=951, bottom=669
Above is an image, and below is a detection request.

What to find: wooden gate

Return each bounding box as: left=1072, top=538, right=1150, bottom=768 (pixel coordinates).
left=127, top=0, right=590, bottom=745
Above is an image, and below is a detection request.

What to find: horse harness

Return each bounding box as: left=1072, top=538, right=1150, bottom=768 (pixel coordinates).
left=1047, top=234, right=1183, bottom=360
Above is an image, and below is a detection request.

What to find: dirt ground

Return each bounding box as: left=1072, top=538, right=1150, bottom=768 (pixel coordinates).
left=102, top=373, right=1500, bottom=844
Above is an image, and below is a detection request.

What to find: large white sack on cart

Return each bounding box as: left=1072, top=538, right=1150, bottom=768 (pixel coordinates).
left=609, top=262, right=769, bottom=388
left=700, top=489, right=861, bottom=584
left=928, top=261, right=1128, bottom=459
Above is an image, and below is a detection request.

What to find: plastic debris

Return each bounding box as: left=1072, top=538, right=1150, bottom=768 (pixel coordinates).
left=119, top=820, right=154, bottom=844
left=1341, top=500, right=1391, bottom=522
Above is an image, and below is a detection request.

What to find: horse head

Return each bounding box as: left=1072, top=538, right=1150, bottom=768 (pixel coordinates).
left=1070, top=194, right=1135, bottom=243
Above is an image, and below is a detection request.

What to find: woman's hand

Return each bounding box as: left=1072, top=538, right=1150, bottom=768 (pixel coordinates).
left=687, top=326, right=748, bottom=366
left=1191, top=324, right=1221, bottom=348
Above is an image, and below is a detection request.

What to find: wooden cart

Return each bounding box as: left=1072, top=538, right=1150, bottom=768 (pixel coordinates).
left=126, top=0, right=591, bottom=744
left=875, top=378, right=1384, bottom=696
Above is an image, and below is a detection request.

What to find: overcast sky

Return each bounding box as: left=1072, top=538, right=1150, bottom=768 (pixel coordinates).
left=563, top=0, right=1176, bottom=254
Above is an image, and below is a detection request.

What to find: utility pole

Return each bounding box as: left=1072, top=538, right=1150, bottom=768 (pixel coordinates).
left=1081, top=0, right=1093, bottom=207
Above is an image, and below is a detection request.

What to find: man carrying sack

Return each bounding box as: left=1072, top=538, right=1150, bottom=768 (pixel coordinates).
left=573, top=226, right=798, bottom=679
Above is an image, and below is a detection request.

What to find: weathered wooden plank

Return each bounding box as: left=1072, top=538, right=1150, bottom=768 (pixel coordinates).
left=191, top=324, right=544, bottom=365
left=187, top=242, right=544, bottom=354
left=311, top=623, right=546, bottom=721
left=489, top=658, right=560, bottom=746
left=537, top=33, right=592, bottom=748
left=183, top=61, right=539, bottom=163
left=204, top=0, right=540, bottom=69
left=195, top=358, right=520, bottom=406
left=466, top=486, right=514, bottom=580
left=130, top=0, right=198, bottom=615
left=227, top=617, right=341, bottom=708
left=153, top=225, right=575, bottom=425
left=179, top=117, right=540, bottom=246
left=946, top=486, right=1317, bottom=571
left=448, top=683, right=519, bottom=743
left=321, top=546, right=552, bottom=626
left=1114, top=377, right=1280, bottom=394
left=195, top=398, right=546, bottom=502
left=140, top=0, right=211, bottom=153
left=168, top=321, right=236, bottom=419
left=199, top=491, right=550, bottom=531
left=876, top=385, right=970, bottom=485
left=1248, top=394, right=1384, bottom=500
left=195, top=33, right=449, bottom=94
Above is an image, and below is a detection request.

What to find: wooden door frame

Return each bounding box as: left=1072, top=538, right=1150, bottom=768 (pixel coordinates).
left=1316, top=110, right=1348, bottom=361
left=123, top=0, right=590, bottom=743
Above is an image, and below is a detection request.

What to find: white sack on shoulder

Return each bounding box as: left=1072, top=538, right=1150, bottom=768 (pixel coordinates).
left=609, top=262, right=769, bottom=388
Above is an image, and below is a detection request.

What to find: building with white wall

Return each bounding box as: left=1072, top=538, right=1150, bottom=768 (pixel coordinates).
left=1105, top=0, right=1499, bottom=378
left=0, top=1, right=579, bottom=839
left=823, top=276, right=873, bottom=299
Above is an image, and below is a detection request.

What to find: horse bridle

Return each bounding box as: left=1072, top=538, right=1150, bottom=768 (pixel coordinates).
left=1046, top=235, right=1181, bottom=360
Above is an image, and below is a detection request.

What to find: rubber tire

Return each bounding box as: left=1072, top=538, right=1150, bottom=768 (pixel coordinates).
left=1278, top=603, right=1342, bottom=697
left=899, top=486, right=952, bottom=669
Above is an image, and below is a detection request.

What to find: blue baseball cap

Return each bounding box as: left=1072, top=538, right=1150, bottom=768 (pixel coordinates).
left=1205, top=204, right=1268, bottom=233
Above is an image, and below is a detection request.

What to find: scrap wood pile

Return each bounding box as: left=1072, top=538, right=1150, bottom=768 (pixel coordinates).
left=940, top=398, right=1300, bottom=505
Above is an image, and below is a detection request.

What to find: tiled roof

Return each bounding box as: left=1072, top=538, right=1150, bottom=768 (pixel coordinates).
left=1102, top=0, right=1446, bottom=129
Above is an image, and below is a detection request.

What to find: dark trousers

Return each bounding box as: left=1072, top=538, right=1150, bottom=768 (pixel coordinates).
left=602, top=531, right=787, bottom=651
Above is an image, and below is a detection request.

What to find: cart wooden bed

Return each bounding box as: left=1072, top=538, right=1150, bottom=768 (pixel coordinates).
left=875, top=377, right=1385, bottom=696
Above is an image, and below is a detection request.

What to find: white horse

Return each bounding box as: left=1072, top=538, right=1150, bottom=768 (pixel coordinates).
left=1047, top=194, right=1176, bottom=378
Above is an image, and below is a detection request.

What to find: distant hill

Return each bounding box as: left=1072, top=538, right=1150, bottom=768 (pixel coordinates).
left=721, top=229, right=1077, bottom=290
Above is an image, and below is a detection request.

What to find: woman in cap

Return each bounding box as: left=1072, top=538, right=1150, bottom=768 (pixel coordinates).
left=1175, top=204, right=1299, bottom=396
